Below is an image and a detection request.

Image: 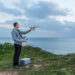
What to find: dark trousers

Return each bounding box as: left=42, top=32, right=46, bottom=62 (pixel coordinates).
left=13, top=44, right=22, bottom=66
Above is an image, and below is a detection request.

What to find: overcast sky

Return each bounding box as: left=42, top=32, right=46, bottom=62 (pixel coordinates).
left=0, top=0, right=75, bottom=38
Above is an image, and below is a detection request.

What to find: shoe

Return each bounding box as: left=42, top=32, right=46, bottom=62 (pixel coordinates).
left=14, top=65, right=19, bottom=69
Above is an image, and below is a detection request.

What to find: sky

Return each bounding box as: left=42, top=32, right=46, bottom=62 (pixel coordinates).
left=0, top=0, right=75, bottom=38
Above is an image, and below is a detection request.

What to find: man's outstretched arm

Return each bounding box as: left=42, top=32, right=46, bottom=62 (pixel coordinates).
left=20, top=27, right=33, bottom=35
left=20, top=29, right=31, bottom=34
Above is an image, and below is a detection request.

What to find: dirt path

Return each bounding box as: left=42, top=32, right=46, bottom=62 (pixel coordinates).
left=0, top=71, right=19, bottom=75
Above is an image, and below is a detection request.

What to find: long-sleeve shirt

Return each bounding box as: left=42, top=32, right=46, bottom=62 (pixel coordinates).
left=11, top=28, right=31, bottom=45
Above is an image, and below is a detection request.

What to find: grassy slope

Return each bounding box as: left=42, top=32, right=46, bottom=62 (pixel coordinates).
left=0, top=43, right=75, bottom=75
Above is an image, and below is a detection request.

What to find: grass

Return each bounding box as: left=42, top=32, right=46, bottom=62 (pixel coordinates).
left=0, top=43, right=75, bottom=75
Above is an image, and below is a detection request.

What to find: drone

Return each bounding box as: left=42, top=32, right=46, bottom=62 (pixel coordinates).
left=30, top=26, right=38, bottom=30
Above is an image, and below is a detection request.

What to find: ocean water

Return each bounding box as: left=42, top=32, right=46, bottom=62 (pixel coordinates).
left=0, top=37, right=75, bottom=55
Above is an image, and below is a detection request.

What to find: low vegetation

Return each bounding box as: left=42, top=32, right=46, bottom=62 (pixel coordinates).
left=0, top=43, right=75, bottom=75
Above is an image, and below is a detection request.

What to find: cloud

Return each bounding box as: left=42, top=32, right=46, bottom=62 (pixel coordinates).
left=0, top=12, right=29, bottom=24
left=26, top=1, right=70, bottom=18
left=1, top=16, right=75, bottom=37
left=0, top=24, right=13, bottom=29
left=64, top=28, right=71, bottom=31
left=2, top=17, right=65, bottom=31
left=27, top=28, right=59, bottom=37
left=49, top=15, right=75, bottom=23
left=0, top=0, right=70, bottom=19
left=0, top=3, right=22, bottom=16
left=13, top=0, right=70, bottom=19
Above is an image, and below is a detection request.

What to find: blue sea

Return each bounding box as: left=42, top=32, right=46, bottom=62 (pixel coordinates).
left=0, top=37, right=75, bottom=55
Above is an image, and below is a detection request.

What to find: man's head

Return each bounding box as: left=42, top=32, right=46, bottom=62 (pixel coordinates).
left=13, top=22, right=19, bottom=29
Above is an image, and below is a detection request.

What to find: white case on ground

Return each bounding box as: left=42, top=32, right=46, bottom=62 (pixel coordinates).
left=20, top=58, right=31, bottom=65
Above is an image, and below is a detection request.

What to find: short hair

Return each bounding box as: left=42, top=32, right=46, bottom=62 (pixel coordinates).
left=13, top=22, right=18, bottom=27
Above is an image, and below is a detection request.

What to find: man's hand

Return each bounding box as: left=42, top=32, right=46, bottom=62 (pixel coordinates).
left=30, top=26, right=37, bottom=31
left=30, top=27, right=33, bottom=31
left=21, top=40, right=25, bottom=42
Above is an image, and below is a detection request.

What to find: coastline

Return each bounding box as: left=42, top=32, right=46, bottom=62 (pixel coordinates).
left=1, top=37, right=75, bottom=55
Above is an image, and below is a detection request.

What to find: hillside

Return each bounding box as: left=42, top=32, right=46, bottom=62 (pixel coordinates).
left=0, top=43, right=75, bottom=75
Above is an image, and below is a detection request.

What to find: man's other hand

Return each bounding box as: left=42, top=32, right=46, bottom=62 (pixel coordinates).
left=21, top=40, right=25, bottom=42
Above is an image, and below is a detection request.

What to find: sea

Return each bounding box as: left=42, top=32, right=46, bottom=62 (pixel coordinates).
left=0, top=37, right=75, bottom=55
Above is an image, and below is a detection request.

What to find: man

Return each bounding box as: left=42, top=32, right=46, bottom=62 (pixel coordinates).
left=11, top=22, right=35, bottom=68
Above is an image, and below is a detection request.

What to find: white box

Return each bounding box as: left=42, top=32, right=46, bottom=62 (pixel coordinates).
left=20, top=58, right=31, bottom=65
